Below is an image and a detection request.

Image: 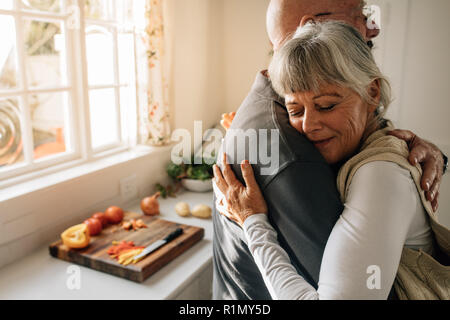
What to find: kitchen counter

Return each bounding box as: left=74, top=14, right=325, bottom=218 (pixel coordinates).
left=0, top=190, right=214, bottom=300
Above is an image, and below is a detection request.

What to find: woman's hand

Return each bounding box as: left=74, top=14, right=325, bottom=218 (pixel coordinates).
left=213, top=153, right=268, bottom=226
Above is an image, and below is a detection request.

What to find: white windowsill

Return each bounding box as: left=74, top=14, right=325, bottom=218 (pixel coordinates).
left=0, top=144, right=173, bottom=203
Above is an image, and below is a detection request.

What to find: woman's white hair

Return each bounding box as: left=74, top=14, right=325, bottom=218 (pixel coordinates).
left=268, top=21, right=391, bottom=122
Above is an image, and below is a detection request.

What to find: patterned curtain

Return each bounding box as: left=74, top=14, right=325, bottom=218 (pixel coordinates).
left=141, top=0, right=171, bottom=146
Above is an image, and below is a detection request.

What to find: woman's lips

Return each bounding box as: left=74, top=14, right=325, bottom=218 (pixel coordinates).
left=311, top=137, right=334, bottom=149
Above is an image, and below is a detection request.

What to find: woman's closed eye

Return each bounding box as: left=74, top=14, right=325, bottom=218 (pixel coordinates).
left=288, top=104, right=337, bottom=117
left=318, top=103, right=337, bottom=111
left=289, top=110, right=303, bottom=117
left=286, top=104, right=304, bottom=117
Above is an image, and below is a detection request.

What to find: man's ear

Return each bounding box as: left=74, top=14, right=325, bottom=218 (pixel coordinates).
left=368, top=79, right=381, bottom=113
left=299, top=15, right=316, bottom=27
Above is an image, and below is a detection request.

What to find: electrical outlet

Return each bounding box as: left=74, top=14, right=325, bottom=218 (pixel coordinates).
left=120, top=174, right=138, bottom=202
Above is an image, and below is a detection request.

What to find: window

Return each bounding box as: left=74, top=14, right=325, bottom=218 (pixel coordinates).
left=0, top=0, right=146, bottom=186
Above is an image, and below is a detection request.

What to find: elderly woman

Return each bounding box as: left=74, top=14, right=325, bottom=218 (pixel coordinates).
left=213, top=21, right=444, bottom=299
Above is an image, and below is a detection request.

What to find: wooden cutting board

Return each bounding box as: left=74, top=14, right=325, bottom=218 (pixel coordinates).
left=49, top=212, right=204, bottom=283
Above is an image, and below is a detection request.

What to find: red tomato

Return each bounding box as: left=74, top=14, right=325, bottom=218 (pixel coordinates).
left=91, top=212, right=108, bottom=227
left=105, top=206, right=124, bottom=224
left=84, top=217, right=103, bottom=236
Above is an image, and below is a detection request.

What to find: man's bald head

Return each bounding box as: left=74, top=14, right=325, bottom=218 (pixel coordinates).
left=266, top=0, right=311, bottom=50
left=266, top=0, right=376, bottom=51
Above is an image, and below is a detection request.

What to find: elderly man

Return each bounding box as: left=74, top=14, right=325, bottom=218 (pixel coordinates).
left=212, top=0, right=447, bottom=300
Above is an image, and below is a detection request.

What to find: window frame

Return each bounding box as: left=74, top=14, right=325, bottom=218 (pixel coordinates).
left=0, top=0, right=141, bottom=188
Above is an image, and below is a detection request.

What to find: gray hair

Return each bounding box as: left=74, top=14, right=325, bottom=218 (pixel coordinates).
left=268, top=21, right=391, bottom=122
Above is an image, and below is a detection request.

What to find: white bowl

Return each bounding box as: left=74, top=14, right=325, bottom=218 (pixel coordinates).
left=181, top=178, right=213, bottom=192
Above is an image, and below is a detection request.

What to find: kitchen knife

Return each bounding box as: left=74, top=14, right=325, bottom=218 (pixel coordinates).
left=132, top=227, right=183, bottom=262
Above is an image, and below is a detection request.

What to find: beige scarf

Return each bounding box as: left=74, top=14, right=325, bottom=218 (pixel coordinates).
left=337, top=123, right=450, bottom=300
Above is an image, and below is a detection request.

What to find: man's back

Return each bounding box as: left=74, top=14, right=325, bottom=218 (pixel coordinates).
left=212, top=72, right=343, bottom=299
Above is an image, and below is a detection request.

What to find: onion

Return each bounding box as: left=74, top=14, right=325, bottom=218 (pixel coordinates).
left=141, top=192, right=161, bottom=216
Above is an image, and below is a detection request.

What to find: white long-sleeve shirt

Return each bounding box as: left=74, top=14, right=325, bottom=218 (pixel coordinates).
left=242, top=161, right=433, bottom=300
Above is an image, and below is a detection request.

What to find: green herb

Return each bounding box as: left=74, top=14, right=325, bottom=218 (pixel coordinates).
left=155, top=183, right=168, bottom=198
left=166, top=162, right=185, bottom=180
left=155, top=182, right=179, bottom=199
left=186, top=164, right=212, bottom=180
left=166, top=156, right=216, bottom=182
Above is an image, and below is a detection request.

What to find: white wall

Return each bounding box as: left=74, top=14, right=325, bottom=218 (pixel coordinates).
left=169, top=0, right=226, bottom=138
left=222, top=0, right=272, bottom=113
left=367, top=0, right=450, bottom=227
left=168, top=0, right=271, bottom=134
left=400, top=0, right=450, bottom=227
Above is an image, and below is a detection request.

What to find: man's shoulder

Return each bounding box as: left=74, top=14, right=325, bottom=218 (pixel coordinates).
left=231, top=95, right=281, bottom=131
left=221, top=95, right=328, bottom=189
left=231, top=71, right=284, bottom=127
left=229, top=72, right=286, bottom=133
left=227, top=94, right=322, bottom=164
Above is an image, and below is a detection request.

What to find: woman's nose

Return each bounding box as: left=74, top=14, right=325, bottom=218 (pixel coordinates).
left=302, top=109, right=322, bottom=134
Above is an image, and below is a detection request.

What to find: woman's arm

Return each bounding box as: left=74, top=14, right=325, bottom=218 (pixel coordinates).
left=316, top=161, right=421, bottom=299
left=214, top=157, right=423, bottom=300
left=242, top=214, right=320, bottom=300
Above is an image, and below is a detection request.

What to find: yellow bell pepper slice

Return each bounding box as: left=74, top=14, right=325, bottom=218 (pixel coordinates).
left=61, top=224, right=91, bottom=249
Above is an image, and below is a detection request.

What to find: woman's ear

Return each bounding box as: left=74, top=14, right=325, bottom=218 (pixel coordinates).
left=367, top=79, right=381, bottom=113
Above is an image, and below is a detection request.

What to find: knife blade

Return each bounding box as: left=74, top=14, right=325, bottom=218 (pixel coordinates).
left=132, top=227, right=183, bottom=262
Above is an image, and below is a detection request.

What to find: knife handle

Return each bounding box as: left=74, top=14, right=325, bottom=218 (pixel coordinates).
left=164, top=228, right=183, bottom=242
